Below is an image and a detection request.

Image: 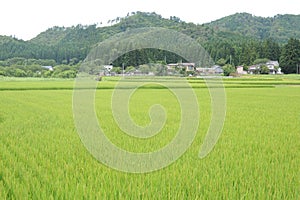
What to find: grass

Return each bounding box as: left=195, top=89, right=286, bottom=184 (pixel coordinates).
left=0, top=76, right=299, bottom=199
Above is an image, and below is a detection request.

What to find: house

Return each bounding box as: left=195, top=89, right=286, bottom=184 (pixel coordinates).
left=236, top=66, right=247, bottom=75
left=167, top=63, right=195, bottom=72
left=196, top=67, right=209, bottom=75
left=182, top=63, right=196, bottom=72
left=104, top=65, right=113, bottom=71
left=248, top=61, right=281, bottom=74
left=248, top=65, right=259, bottom=74
left=166, top=63, right=179, bottom=74
left=277, top=67, right=283, bottom=74
left=100, top=65, right=114, bottom=76
left=266, top=61, right=279, bottom=74
left=212, top=65, right=224, bottom=74
left=41, top=66, right=53, bottom=71
left=196, top=65, right=223, bottom=75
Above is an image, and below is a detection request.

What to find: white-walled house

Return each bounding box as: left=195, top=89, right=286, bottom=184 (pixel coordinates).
left=248, top=60, right=282, bottom=74
left=41, top=66, right=53, bottom=71
left=196, top=65, right=223, bottom=75
left=236, top=66, right=247, bottom=75
left=104, top=65, right=113, bottom=71
left=167, top=63, right=195, bottom=72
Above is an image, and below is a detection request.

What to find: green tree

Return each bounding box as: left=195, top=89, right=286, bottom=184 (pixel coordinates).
left=253, top=58, right=269, bottom=65
left=139, top=64, right=150, bottom=74
left=280, top=38, right=300, bottom=74
left=14, top=68, right=27, bottom=77
left=223, top=64, right=236, bottom=76
left=216, top=58, right=227, bottom=66
left=42, top=70, right=53, bottom=78
left=59, top=70, right=77, bottom=78
left=125, top=66, right=135, bottom=73
left=261, top=38, right=281, bottom=61
left=0, top=68, right=5, bottom=76
left=111, top=67, right=121, bottom=74
left=260, top=65, right=270, bottom=74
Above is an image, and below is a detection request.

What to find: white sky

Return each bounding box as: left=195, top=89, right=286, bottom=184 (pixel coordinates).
left=1, top=0, right=299, bottom=40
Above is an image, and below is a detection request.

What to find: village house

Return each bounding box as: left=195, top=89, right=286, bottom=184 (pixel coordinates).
left=41, top=66, right=53, bottom=71
left=236, top=66, right=247, bottom=75
left=167, top=63, right=195, bottom=72
left=248, top=60, right=281, bottom=74
left=196, top=65, right=223, bottom=75
left=266, top=61, right=280, bottom=74
left=212, top=65, right=224, bottom=74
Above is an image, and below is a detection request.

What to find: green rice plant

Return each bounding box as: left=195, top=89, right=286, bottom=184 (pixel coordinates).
left=0, top=76, right=299, bottom=199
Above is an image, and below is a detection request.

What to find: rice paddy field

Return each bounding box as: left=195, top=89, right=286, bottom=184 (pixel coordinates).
left=0, top=75, right=299, bottom=199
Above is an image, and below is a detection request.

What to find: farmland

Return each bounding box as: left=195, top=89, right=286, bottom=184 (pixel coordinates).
left=0, top=76, right=299, bottom=199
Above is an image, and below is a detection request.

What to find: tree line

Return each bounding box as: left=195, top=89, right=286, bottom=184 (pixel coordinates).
left=0, top=57, right=79, bottom=78
left=0, top=37, right=299, bottom=77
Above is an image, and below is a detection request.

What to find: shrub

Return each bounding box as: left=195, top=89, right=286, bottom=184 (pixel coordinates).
left=260, top=65, right=270, bottom=74
left=223, top=64, right=236, bottom=76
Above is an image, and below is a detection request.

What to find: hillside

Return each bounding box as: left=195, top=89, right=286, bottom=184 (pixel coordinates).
left=30, top=26, right=73, bottom=46
left=207, top=12, right=300, bottom=43
left=29, top=12, right=300, bottom=46
left=0, top=12, right=299, bottom=66
left=30, top=12, right=212, bottom=46
left=30, top=12, right=247, bottom=46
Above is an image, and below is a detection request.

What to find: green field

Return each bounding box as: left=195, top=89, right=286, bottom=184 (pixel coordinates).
left=0, top=76, right=299, bottom=199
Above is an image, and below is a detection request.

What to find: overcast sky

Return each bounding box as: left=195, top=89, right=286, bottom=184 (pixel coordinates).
left=1, top=0, right=299, bottom=40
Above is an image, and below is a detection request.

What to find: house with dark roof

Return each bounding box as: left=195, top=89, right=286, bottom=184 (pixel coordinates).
left=196, top=65, right=223, bottom=75
left=167, top=63, right=195, bottom=72
left=248, top=60, right=281, bottom=74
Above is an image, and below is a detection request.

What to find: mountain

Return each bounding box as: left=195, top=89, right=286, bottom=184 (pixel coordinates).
left=207, top=12, right=300, bottom=43
left=0, top=12, right=299, bottom=65
left=0, top=35, right=46, bottom=60
left=30, top=26, right=73, bottom=46
left=29, top=12, right=247, bottom=46
left=29, top=12, right=300, bottom=47
left=0, top=12, right=216, bottom=62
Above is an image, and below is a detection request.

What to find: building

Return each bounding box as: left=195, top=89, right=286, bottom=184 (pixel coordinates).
left=266, top=61, right=279, bottom=74
left=104, top=65, right=113, bottom=71
left=167, top=63, right=195, bottom=72
left=212, top=65, right=224, bottom=74
left=41, top=66, right=53, bottom=71
left=248, top=61, right=281, bottom=74
left=236, top=66, right=247, bottom=75
left=248, top=65, right=260, bottom=74
left=196, top=65, right=223, bottom=75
